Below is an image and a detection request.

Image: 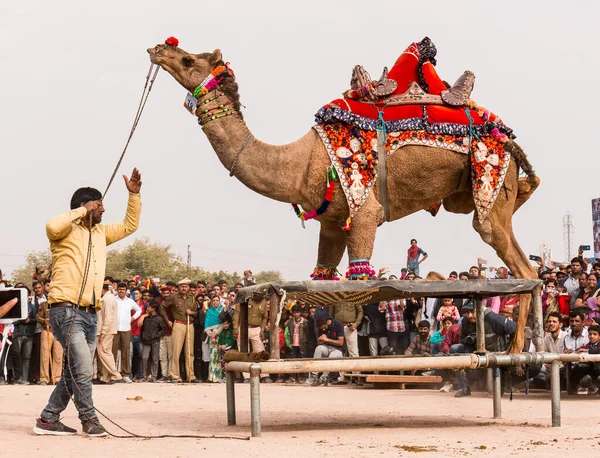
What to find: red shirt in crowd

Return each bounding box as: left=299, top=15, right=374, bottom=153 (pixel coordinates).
left=130, top=301, right=146, bottom=337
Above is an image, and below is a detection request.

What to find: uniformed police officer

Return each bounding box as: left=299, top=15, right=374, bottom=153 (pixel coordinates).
left=160, top=278, right=199, bottom=383
left=233, top=291, right=272, bottom=382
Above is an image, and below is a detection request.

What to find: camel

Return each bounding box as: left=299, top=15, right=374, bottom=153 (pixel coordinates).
left=147, top=42, right=540, bottom=353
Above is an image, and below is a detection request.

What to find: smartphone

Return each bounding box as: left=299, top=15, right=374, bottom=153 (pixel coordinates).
left=529, top=255, right=541, bottom=262
left=0, top=287, right=28, bottom=324
left=580, top=245, right=591, bottom=251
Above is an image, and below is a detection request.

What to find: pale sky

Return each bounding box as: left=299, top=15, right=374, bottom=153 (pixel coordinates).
left=1, top=0, right=599, bottom=280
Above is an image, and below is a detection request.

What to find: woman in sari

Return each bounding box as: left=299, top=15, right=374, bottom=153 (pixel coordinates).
left=204, top=296, right=223, bottom=382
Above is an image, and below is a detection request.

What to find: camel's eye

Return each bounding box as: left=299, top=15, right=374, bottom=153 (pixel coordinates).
left=182, top=56, right=194, bottom=67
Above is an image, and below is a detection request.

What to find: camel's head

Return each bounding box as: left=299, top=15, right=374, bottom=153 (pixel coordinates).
left=147, top=42, right=223, bottom=94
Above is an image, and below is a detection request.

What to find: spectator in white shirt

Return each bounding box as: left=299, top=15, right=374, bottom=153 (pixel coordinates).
left=111, top=282, right=141, bottom=383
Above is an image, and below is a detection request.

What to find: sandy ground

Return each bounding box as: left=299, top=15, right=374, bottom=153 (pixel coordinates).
left=1, top=382, right=599, bottom=457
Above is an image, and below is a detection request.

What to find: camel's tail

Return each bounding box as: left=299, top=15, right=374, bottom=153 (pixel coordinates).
left=505, top=140, right=536, bottom=179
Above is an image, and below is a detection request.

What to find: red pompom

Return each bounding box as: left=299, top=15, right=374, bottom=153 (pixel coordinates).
left=165, top=36, right=179, bottom=47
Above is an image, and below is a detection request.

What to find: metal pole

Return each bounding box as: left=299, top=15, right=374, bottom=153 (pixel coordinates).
left=239, top=301, right=249, bottom=353
left=551, top=360, right=561, bottom=427
left=226, top=370, right=236, bottom=426
left=269, top=292, right=280, bottom=360
left=493, top=368, right=501, bottom=419
left=486, top=367, right=493, bottom=395
left=249, top=364, right=261, bottom=437
left=532, top=287, right=544, bottom=352
left=475, top=298, right=486, bottom=353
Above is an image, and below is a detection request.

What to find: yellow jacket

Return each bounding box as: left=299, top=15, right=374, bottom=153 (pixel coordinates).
left=46, top=192, right=141, bottom=309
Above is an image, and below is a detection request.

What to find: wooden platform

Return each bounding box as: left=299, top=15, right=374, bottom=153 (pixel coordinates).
left=347, top=373, right=442, bottom=389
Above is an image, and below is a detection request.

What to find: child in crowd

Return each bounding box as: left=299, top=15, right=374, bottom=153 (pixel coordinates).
left=404, top=320, right=432, bottom=356
left=430, top=316, right=453, bottom=354
left=285, top=304, right=309, bottom=383
left=218, top=315, right=235, bottom=381
left=587, top=325, right=600, bottom=395
left=436, top=298, right=460, bottom=323
left=139, top=300, right=166, bottom=383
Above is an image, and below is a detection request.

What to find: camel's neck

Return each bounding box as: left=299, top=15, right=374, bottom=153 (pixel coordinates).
left=199, top=92, right=313, bottom=204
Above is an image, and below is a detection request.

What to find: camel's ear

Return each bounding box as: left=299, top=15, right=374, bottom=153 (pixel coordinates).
left=209, top=48, right=222, bottom=65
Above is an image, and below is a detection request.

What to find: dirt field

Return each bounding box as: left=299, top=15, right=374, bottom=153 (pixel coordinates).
left=1, top=382, right=599, bottom=457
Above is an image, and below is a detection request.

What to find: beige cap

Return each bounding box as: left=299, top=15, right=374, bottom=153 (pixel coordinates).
left=177, top=277, right=191, bottom=285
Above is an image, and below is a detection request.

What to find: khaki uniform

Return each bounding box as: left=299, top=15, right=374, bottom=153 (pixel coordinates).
left=160, top=293, right=197, bottom=381
left=233, top=297, right=270, bottom=377
left=233, top=297, right=268, bottom=353
left=97, top=293, right=122, bottom=383
left=36, top=302, right=63, bottom=384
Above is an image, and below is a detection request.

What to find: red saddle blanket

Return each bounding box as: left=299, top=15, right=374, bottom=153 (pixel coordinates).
left=327, top=98, right=485, bottom=126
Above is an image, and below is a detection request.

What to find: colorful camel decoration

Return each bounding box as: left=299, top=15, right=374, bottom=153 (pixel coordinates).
left=148, top=37, right=540, bottom=352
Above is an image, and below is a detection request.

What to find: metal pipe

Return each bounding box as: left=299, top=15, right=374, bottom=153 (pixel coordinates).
left=551, top=360, right=561, bottom=427
left=239, top=301, right=249, bottom=353
left=227, top=354, right=481, bottom=374
left=226, top=370, right=236, bottom=426
left=475, top=298, right=486, bottom=353
left=486, top=367, right=493, bottom=395
left=249, top=364, right=261, bottom=437
left=493, top=368, right=501, bottom=419
left=226, top=352, right=600, bottom=375
left=269, top=293, right=280, bottom=360
left=532, top=287, right=544, bottom=352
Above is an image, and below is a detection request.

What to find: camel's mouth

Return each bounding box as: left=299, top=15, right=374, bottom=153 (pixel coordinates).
left=147, top=47, right=158, bottom=64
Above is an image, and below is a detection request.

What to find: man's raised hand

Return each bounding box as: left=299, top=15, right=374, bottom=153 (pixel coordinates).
left=123, top=168, right=142, bottom=194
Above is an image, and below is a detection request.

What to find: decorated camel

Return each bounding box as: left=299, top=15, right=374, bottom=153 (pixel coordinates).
left=148, top=37, right=539, bottom=352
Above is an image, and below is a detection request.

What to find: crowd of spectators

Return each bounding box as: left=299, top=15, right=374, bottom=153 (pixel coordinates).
left=1, top=253, right=599, bottom=399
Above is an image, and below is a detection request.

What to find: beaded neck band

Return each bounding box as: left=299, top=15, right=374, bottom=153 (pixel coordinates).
left=193, top=63, right=235, bottom=99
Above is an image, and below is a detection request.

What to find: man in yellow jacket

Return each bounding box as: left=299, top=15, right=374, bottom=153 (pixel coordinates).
left=33, top=168, right=142, bottom=437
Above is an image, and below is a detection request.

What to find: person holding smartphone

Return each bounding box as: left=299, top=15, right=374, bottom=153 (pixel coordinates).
left=0, top=298, right=17, bottom=319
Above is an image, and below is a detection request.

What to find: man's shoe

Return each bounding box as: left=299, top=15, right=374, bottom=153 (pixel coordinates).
left=422, top=370, right=436, bottom=377
left=310, top=378, right=323, bottom=387
left=170, top=378, right=182, bottom=384
left=261, top=377, right=273, bottom=383
left=190, top=378, right=201, bottom=384
left=329, top=379, right=345, bottom=386
left=82, top=419, right=108, bottom=437
left=235, top=377, right=245, bottom=384
left=122, top=377, right=133, bottom=384
left=38, top=381, right=48, bottom=386
left=33, top=418, right=77, bottom=436
left=580, top=375, right=592, bottom=388
left=440, top=382, right=453, bottom=393
left=275, top=377, right=285, bottom=383
left=454, top=388, right=471, bottom=398
left=587, top=385, right=599, bottom=396
left=12, top=378, right=28, bottom=385
left=157, top=376, right=170, bottom=383
left=108, top=378, right=125, bottom=385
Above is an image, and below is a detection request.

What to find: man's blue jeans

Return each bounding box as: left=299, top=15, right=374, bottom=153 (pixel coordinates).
left=130, top=335, right=143, bottom=380
left=450, top=343, right=471, bottom=390
left=40, top=306, right=97, bottom=424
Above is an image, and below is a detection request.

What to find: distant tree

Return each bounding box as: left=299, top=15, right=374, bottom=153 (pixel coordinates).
left=10, top=250, right=52, bottom=286
left=255, top=270, right=284, bottom=284
left=10, top=239, right=284, bottom=288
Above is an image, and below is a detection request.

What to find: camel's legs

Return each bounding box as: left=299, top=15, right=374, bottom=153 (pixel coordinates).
left=316, top=220, right=347, bottom=273
left=471, top=166, right=538, bottom=353
left=345, top=196, right=382, bottom=268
